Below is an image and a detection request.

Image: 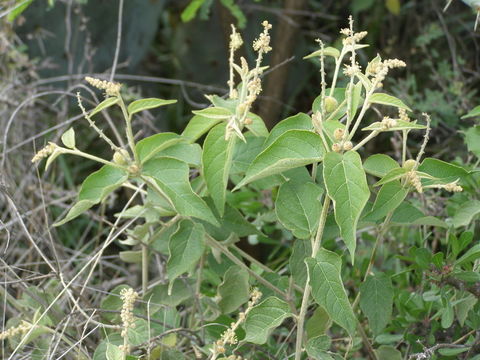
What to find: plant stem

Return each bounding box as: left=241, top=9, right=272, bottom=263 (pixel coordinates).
left=205, top=234, right=289, bottom=300
left=352, top=130, right=380, bottom=152
left=295, top=195, right=331, bottom=360
left=117, top=95, right=139, bottom=164
left=63, top=148, right=127, bottom=170
left=329, top=49, right=347, bottom=97
left=402, top=129, right=408, bottom=165
left=141, top=243, right=148, bottom=297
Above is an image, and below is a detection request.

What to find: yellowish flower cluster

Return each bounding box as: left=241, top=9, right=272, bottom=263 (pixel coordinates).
left=229, top=25, right=243, bottom=52
left=31, top=142, right=57, bottom=163
left=343, top=63, right=362, bottom=77
left=211, top=288, right=262, bottom=359
left=430, top=180, right=463, bottom=193
left=0, top=321, right=32, bottom=340
left=340, top=27, right=368, bottom=45
left=85, top=76, right=121, bottom=96
left=406, top=170, right=423, bottom=193
left=120, top=287, right=138, bottom=338
left=398, top=108, right=410, bottom=122
left=224, top=21, right=272, bottom=141
left=253, top=21, right=272, bottom=54
left=443, top=182, right=463, bottom=192
left=369, top=58, right=406, bottom=88
left=381, top=116, right=398, bottom=129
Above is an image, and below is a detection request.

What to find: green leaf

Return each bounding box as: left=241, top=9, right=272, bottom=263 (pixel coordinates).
left=231, top=132, right=264, bottom=175
left=157, top=142, right=202, bottom=167
left=464, top=125, right=480, bottom=157
left=105, top=343, right=123, bottom=360
left=374, top=345, right=402, bottom=360
left=135, top=133, right=182, bottom=163
left=199, top=199, right=262, bottom=241
left=167, top=219, right=206, bottom=286
left=352, top=0, right=375, bottom=12
left=192, top=106, right=232, bottom=120
left=364, top=154, right=400, bottom=177
left=455, top=243, right=480, bottom=266
left=347, top=81, right=363, bottom=122
left=148, top=280, right=192, bottom=308
left=61, top=127, right=76, bottom=149
left=356, top=72, right=373, bottom=92
left=54, top=165, right=128, bottom=226
left=306, top=249, right=356, bottom=335
left=244, top=296, right=291, bottom=344
left=264, top=112, right=313, bottom=148
left=461, top=105, right=480, bottom=119
left=202, top=123, right=236, bottom=216
left=245, top=112, right=269, bottom=138
left=119, top=250, right=142, bottom=264
left=391, top=202, right=424, bottom=224
left=306, top=307, right=332, bottom=338
left=367, top=181, right=408, bottom=221
left=438, top=347, right=470, bottom=356
left=181, top=0, right=205, bottom=22
left=304, top=46, right=341, bottom=59
left=374, top=167, right=408, bottom=187
left=323, top=151, right=370, bottom=260
left=452, top=200, right=480, bottom=228
left=142, top=158, right=219, bottom=226
left=456, top=294, right=477, bottom=326
left=220, top=0, right=246, bottom=28
left=7, top=0, right=34, bottom=22
left=418, top=158, right=469, bottom=183
left=128, top=98, right=177, bottom=116
left=90, top=97, right=119, bottom=117
left=217, top=266, right=250, bottom=314
left=306, top=335, right=334, bottom=360
left=369, top=93, right=411, bottom=111
left=359, top=273, right=393, bottom=335
left=276, top=180, right=323, bottom=239
left=362, top=119, right=426, bottom=132
left=181, top=115, right=223, bottom=142
left=441, top=302, right=454, bottom=329
left=235, top=130, right=324, bottom=189
left=289, top=239, right=311, bottom=288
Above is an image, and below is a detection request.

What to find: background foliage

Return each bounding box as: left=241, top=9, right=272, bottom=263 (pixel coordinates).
left=1, top=0, right=480, bottom=359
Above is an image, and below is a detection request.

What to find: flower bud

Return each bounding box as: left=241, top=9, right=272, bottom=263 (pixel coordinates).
left=333, top=128, right=345, bottom=141
left=332, top=143, right=342, bottom=152
left=403, top=159, right=417, bottom=171
left=324, top=96, right=338, bottom=113
left=343, top=141, right=353, bottom=151
left=113, top=149, right=131, bottom=165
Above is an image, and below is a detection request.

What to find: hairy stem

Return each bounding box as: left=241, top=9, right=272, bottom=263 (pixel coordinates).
left=63, top=148, right=127, bottom=170
left=205, top=234, right=290, bottom=301
left=117, top=95, right=139, bottom=164
left=141, top=244, right=148, bottom=297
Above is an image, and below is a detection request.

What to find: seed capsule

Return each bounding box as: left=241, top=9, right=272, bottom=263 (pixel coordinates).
left=324, top=96, right=338, bottom=113
left=403, top=159, right=417, bottom=171
left=343, top=141, right=353, bottom=151
left=113, top=149, right=131, bottom=165
left=332, top=143, right=342, bottom=152
left=333, top=128, right=345, bottom=141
